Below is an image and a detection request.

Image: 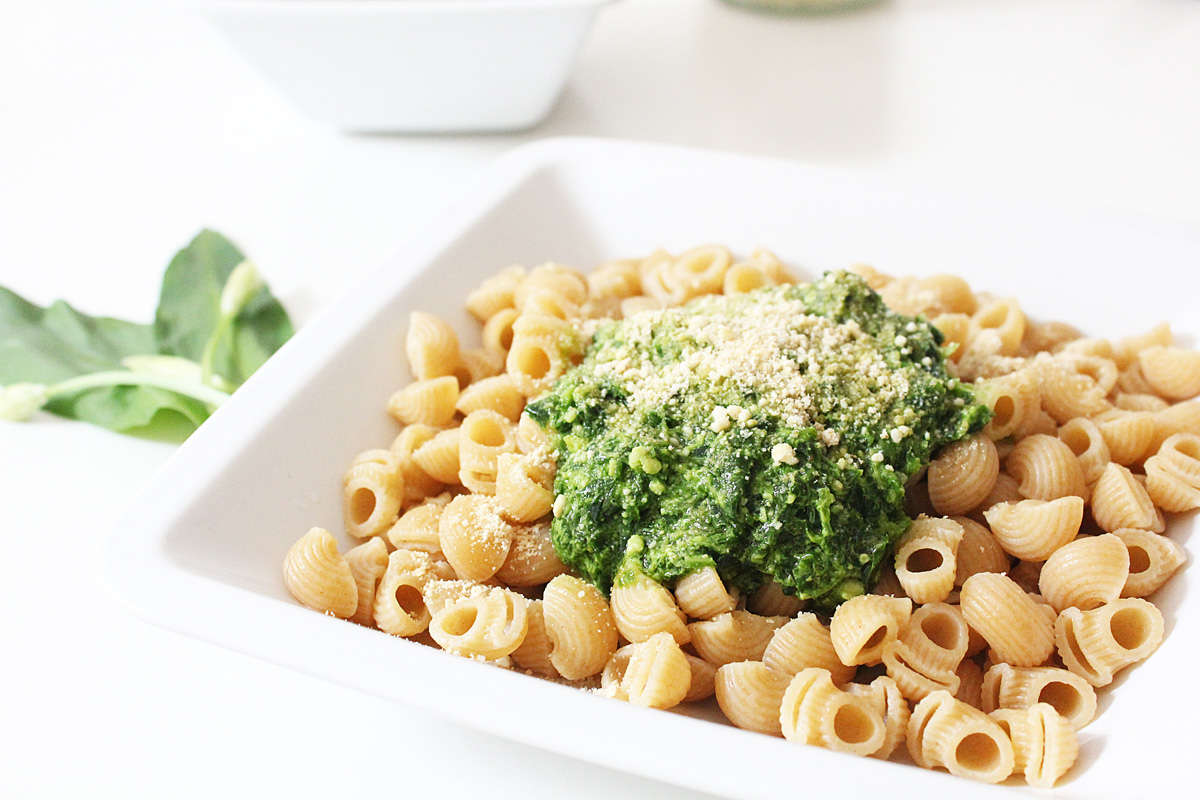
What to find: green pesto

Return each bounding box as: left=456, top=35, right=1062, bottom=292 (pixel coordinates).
left=526, top=270, right=989, bottom=611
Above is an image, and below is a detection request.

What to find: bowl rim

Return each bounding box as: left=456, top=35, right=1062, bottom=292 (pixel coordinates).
left=183, top=0, right=620, bottom=13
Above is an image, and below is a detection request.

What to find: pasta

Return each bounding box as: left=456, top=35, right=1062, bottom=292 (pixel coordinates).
left=926, top=434, right=999, bottom=516
left=780, top=668, right=887, bottom=756
left=283, top=527, right=358, bottom=619
left=907, top=691, right=1015, bottom=784
left=990, top=704, right=1079, bottom=788
left=1037, top=533, right=1130, bottom=613
left=283, top=251, right=1196, bottom=789
left=983, top=497, right=1084, bottom=561
left=610, top=570, right=690, bottom=645
left=601, top=631, right=692, bottom=709
left=892, top=515, right=964, bottom=603
left=1055, top=598, right=1164, bottom=687
left=980, top=663, right=1097, bottom=731
left=714, top=660, right=791, bottom=737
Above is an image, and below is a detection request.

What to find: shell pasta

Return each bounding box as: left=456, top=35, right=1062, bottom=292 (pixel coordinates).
left=283, top=249, right=1196, bottom=788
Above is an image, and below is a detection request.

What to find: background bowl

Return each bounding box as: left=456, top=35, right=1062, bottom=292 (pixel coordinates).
left=185, top=0, right=617, bottom=133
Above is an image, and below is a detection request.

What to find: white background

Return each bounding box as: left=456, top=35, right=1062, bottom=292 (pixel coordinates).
left=2, top=1, right=1199, bottom=798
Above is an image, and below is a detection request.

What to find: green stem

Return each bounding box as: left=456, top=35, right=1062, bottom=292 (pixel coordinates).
left=199, top=311, right=233, bottom=389
left=50, top=370, right=232, bottom=407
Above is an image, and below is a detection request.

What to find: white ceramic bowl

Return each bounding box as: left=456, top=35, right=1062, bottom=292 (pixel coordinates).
left=185, top=0, right=616, bottom=133
left=101, top=137, right=1200, bottom=799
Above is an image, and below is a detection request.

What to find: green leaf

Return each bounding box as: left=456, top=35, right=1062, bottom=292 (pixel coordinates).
left=153, top=229, right=246, bottom=364
left=221, top=281, right=295, bottom=385
left=0, top=288, right=157, bottom=384
left=43, top=384, right=210, bottom=442
left=0, top=228, right=293, bottom=441
left=154, top=229, right=293, bottom=385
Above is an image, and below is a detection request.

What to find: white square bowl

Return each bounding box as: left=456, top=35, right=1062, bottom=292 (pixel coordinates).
left=184, top=0, right=616, bottom=132
left=101, top=137, right=1199, bottom=799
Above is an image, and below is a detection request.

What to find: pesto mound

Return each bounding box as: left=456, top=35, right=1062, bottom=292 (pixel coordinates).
left=526, top=270, right=989, bottom=611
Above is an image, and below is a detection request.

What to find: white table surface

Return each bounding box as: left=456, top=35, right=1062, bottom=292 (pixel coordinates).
left=2, top=1, right=1199, bottom=798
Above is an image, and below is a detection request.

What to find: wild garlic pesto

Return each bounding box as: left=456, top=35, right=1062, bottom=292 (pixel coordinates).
left=526, top=270, right=989, bottom=610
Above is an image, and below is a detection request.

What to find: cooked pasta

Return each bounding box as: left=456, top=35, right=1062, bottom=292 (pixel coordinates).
left=1093, top=408, right=1157, bottom=466
left=1057, top=417, right=1111, bottom=487
left=927, top=434, right=999, bottom=516
left=893, top=516, right=964, bottom=604
left=610, top=570, right=690, bottom=645
left=713, top=660, right=791, bottom=737
left=387, top=375, right=460, bottom=427
left=881, top=602, right=969, bottom=702
left=907, top=691, right=1015, bottom=784
left=989, top=704, right=1079, bottom=788
left=411, top=427, right=463, bottom=485
left=1004, top=433, right=1087, bottom=502
left=762, top=613, right=856, bottom=684
left=1143, top=432, right=1200, bottom=513
left=843, top=675, right=910, bottom=759
left=493, top=521, right=567, bottom=587
left=980, top=663, right=1097, bottom=731
left=389, top=423, right=444, bottom=502
left=959, top=572, right=1056, bottom=667
left=780, top=668, right=887, bottom=756
left=829, top=594, right=913, bottom=667
left=493, top=451, right=555, bottom=523
left=1055, top=598, right=1164, bottom=687
left=983, top=497, right=1084, bottom=561
left=673, top=566, right=737, bottom=620
left=1090, top=462, right=1163, bottom=533
left=342, top=449, right=404, bottom=540
left=1032, top=353, right=1111, bottom=424
left=284, top=250, right=1194, bottom=789
left=1138, top=345, right=1200, bottom=400
left=456, top=374, right=525, bottom=422
left=1038, top=533, right=1130, bottom=613
left=437, top=493, right=515, bottom=582
left=509, top=599, right=557, bottom=678
left=428, top=584, right=529, bottom=660
left=374, top=549, right=437, bottom=637
left=542, top=574, right=618, bottom=680
left=601, top=632, right=691, bottom=709
left=405, top=311, right=462, bottom=381
left=345, top=536, right=389, bottom=627
left=688, top=610, right=788, bottom=667
left=283, top=527, right=358, bottom=619
left=1113, top=528, right=1186, bottom=597
left=976, top=369, right=1040, bottom=441
left=951, top=516, right=1011, bottom=586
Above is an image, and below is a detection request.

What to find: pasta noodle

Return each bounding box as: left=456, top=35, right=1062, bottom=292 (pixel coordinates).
left=893, top=516, right=964, bottom=604
left=601, top=631, right=692, bottom=709
left=762, top=613, right=856, bottom=684
left=980, top=663, right=1097, bottom=731
left=1037, top=533, right=1130, bottom=613
left=713, top=660, right=791, bottom=737
left=282, top=250, right=1195, bottom=789
left=1113, top=528, right=1186, bottom=598
left=283, top=527, right=358, bottom=619
left=1055, top=598, right=1164, bottom=687
left=927, top=434, right=999, bottom=516
left=907, top=691, right=1015, bottom=784
left=983, top=497, right=1084, bottom=561
left=780, top=668, right=886, bottom=756
left=959, top=572, right=1056, bottom=667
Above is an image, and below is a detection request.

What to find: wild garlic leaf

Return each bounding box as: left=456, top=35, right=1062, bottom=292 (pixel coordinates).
left=154, top=229, right=293, bottom=386
left=44, top=384, right=211, bottom=442
left=0, top=229, right=293, bottom=441
left=0, top=287, right=157, bottom=384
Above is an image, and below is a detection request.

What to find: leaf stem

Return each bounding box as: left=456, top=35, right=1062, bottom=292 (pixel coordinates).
left=50, top=370, right=232, bottom=407
left=199, top=312, right=232, bottom=388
